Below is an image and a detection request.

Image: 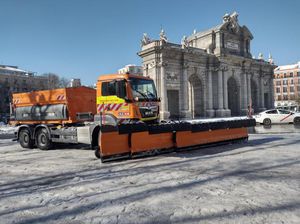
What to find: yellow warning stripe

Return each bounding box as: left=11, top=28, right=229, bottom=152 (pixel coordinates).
left=97, top=96, right=125, bottom=104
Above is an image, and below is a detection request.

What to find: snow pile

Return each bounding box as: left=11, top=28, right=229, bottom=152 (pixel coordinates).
left=185, top=116, right=250, bottom=123
left=0, top=125, right=17, bottom=135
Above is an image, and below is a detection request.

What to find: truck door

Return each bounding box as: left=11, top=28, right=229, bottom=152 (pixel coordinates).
left=98, top=80, right=129, bottom=119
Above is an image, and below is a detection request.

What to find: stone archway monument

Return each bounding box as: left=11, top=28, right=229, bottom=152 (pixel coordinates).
left=138, top=12, right=275, bottom=119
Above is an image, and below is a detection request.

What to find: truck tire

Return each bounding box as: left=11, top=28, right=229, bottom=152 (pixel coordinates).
left=36, top=128, right=53, bottom=150
left=94, top=147, right=101, bottom=159
left=263, top=118, right=271, bottom=126
left=294, top=117, right=300, bottom=125
left=19, top=129, right=34, bottom=149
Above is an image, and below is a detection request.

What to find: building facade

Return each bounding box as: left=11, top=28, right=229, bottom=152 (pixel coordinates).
left=139, top=12, right=276, bottom=119
left=274, top=62, right=300, bottom=110
left=0, top=65, right=49, bottom=120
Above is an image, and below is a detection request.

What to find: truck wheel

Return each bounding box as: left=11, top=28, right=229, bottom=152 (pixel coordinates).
left=36, top=128, right=52, bottom=150
left=263, top=118, right=271, bottom=126
left=294, top=117, right=300, bottom=125
left=19, top=129, right=34, bottom=149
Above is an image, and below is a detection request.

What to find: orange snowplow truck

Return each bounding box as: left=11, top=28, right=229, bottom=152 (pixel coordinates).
left=11, top=74, right=160, bottom=151
left=11, top=73, right=255, bottom=162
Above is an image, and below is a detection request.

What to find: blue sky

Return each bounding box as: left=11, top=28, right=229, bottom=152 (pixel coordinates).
left=0, top=0, right=299, bottom=85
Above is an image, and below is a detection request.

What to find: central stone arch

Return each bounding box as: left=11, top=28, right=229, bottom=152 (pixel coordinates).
left=227, top=76, right=240, bottom=116
left=188, top=74, right=205, bottom=118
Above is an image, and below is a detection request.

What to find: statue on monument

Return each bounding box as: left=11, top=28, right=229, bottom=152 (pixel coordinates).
left=223, top=11, right=240, bottom=32
left=258, top=53, right=264, bottom=60
left=141, top=33, right=151, bottom=46
left=268, top=53, right=274, bottom=64
left=159, top=29, right=168, bottom=43
left=181, top=35, right=189, bottom=49
left=230, top=11, right=239, bottom=31
left=223, top=13, right=230, bottom=23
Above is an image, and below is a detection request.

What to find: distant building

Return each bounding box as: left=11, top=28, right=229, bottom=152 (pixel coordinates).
left=0, top=65, right=49, bottom=120
left=118, top=64, right=143, bottom=75
left=274, top=62, right=300, bottom=110
left=69, top=78, right=81, bottom=87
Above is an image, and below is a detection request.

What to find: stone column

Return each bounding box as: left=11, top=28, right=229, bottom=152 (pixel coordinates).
left=247, top=72, right=251, bottom=107
left=206, top=69, right=215, bottom=117
left=216, top=68, right=225, bottom=117
left=269, top=75, right=275, bottom=109
left=159, top=62, right=170, bottom=120
left=180, top=62, right=191, bottom=118
left=223, top=69, right=231, bottom=116
left=240, top=71, right=248, bottom=115
left=259, top=74, right=266, bottom=112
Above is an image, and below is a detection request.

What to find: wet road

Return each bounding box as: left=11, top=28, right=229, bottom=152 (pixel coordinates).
left=251, top=124, right=300, bottom=134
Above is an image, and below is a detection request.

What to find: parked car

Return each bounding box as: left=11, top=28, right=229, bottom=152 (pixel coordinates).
left=254, top=109, right=300, bottom=125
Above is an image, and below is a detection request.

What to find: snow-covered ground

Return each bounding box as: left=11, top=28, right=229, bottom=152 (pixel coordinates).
left=0, top=133, right=299, bottom=224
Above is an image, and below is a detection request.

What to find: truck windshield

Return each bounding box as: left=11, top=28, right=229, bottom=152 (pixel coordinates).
left=129, top=78, right=157, bottom=100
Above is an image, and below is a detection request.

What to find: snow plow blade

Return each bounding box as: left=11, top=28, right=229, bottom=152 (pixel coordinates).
left=97, top=117, right=256, bottom=162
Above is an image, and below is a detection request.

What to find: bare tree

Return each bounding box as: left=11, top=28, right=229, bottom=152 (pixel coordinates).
left=59, top=77, right=70, bottom=88
left=42, top=73, right=70, bottom=89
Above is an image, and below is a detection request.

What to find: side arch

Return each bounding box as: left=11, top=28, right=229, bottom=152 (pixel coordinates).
left=188, top=74, right=205, bottom=118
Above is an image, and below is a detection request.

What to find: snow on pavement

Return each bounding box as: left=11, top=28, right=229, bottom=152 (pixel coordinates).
left=0, top=134, right=299, bottom=224
left=0, top=125, right=17, bottom=135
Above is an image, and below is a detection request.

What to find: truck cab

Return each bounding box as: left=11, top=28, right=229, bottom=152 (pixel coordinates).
left=96, top=74, right=160, bottom=123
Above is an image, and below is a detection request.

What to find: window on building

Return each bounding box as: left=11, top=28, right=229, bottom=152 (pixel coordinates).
left=290, top=79, right=294, bottom=84
left=283, top=87, right=287, bottom=92
left=290, top=95, right=295, bottom=100
left=297, top=72, right=300, bottom=77
left=290, top=86, right=294, bottom=92
left=246, top=39, right=250, bottom=53
left=222, top=33, right=225, bottom=48
left=276, top=87, right=280, bottom=93
left=297, top=86, right=300, bottom=91
left=277, top=95, right=282, bottom=100
left=276, top=81, right=281, bottom=85
left=282, top=80, right=288, bottom=85
left=290, top=72, right=294, bottom=77
left=284, top=73, right=287, bottom=78
left=283, top=95, right=288, bottom=100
